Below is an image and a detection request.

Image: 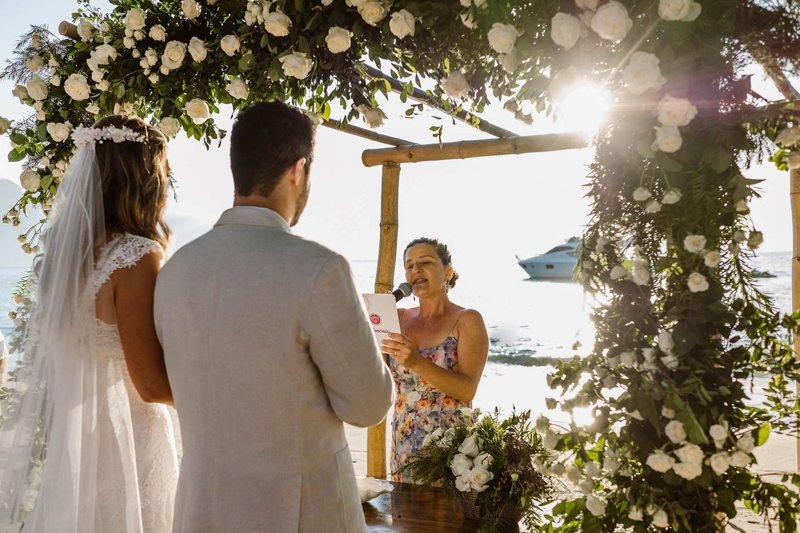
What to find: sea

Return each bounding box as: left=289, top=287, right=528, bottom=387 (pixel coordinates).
left=0, top=251, right=793, bottom=421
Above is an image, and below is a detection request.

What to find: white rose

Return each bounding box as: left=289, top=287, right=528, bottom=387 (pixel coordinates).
left=359, top=1, right=388, bottom=26
left=645, top=200, right=662, bottom=213
left=182, top=0, right=202, bottom=19
left=551, top=13, right=582, bottom=50
left=652, top=125, right=682, bottom=153
left=735, top=199, right=748, bottom=212
left=628, top=506, right=644, bottom=521
left=46, top=122, right=71, bottom=142
left=265, top=11, right=292, bottom=36
left=623, top=51, right=666, bottom=95
left=459, top=0, right=470, bottom=6
left=134, top=29, right=145, bottom=41
left=661, top=406, right=676, bottom=419
left=458, top=435, right=481, bottom=457
left=646, top=451, right=674, bottom=473
left=145, top=48, right=159, bottom=66
left=188, top=37, right=208, bottom=62
left=658, top=0, right=702, bottom=22
left=158, top=117, right=181, bottom=138
left=730, top=451, right=751, bottom=467
left=389, top=9, right=415, bottom=39
left=454, top=474, right=472, bottom=492
left=683, top=234, right=706, bottom=254
left=132, top=49, right=142, bottom=58
left=461, top=13, right=478, bottom=30
left=124, top=8, right=146, bottom=31
left=162, top=41, right=187, bottom=70
left=658, top=330, right=675, bottom=354
left=226, top=77, right=250, bottom=100
left=473, top=0, right=487, bottom=7
left=665, top=420, right=687, bottom=443
left=356, top=105, right=386, bottom=128
left=26, top=54, right=44, bottom=72
left=487, top=23, right=519, bottom=54
left=661, top=354, right=679, bottom=369
left=86, top=103, right=100, bottom=115
left=148, top=73, right=160, bottom=84
left=747, top=231, right=764, bottom=250
left=661, top=188, right=682, bottom=204
left=607, top=354, right=620, bottom=367
left=93, top=44, right=118, bottom=65
left=657, top=95, right=698, bottom=127
left=590, top=1, right=632, bottom=42
left=703, top=250, right=720, bottom=269
left=652, top=509, right=669, bottom=528
left=708, top=452, right=731, bottom=475
left=499, top=48, right=519, bottom=74
left=0, top=117, right=10, bottom=135
left=775, top=126, right=800, bottom=147
left=674, top=461, right=703, bottom=480
left=542, top=430, right=559, bottom=450
left=91, top=69, right=105, bottom=83
left=149, top=24, right=167, bottom=41
left=325, top=27, right=352, bottom=54
left=279, top=52, right=313, bottom=79
left=185, top=98, right=211, bottom=124
left=99, top=21, right=111, bottom=35
left=220, top=34, right=241, bottom=56
left=473, top=452, right=492, bottom=469
left=442, top=71, right=470, bottom=100
left=450, top=452, right=473, bottom=477
left=123, top=36, right=136, bottom=49
left=675, top=443, right=704, bottom=464
left=77, top=19, right=95, bottom=41
left=12, top=84, right=29, bottom=102
left=687, top=272, right=709, bottom=293
left=20, top=170, right=41, bottom=192
left=609, top=265, right=627, bottom=280
left=321, top=0, right=334, bottom=4
left=468, top=466, right=494, bottom=492
left=25, top=75, right=48, bottom=101
left=585, top=494, right=607, bottom=517
left=64, top=73, right=90, bottom=101
left=737, top=433, right=756, bottom=453
left=632, top=187, right=652, bottom=202
left=788, top=152, right=800, bottom=169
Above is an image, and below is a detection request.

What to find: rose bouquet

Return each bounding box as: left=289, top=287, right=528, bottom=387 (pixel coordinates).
left=401, top=409, right=553, bottom=532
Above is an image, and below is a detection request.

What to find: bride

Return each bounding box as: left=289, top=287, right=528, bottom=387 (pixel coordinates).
left=0, top=115, right=179, bottom=532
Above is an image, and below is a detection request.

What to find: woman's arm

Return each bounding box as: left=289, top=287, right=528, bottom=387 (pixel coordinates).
left=113, top=250, right=173, bottom=405
left=383, top=309, right=489, bottom=402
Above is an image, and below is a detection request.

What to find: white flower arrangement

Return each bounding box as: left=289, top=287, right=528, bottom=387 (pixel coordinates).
left=279, top=52, right=313, bottom=79
left=325, top=27, right=353, bottom=54
left=185, top=98, right=211, bottom=124
left=590, top=1, right=633, bottom=42
left=265, top=11, right=292, bottom=37
left=389, top=9, right=415, bottom=39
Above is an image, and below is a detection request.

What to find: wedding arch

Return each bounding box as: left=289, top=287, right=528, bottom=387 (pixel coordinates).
left=3, top=0, right=800, bottom=530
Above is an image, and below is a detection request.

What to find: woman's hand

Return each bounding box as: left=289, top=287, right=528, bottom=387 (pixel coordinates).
left=381, top=332, right=421, bottom=370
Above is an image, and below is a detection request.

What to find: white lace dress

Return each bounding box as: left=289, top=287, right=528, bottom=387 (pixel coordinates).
left=90, top=233, right=179, bottom=532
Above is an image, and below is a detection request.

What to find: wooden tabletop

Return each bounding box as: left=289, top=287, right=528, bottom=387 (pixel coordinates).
left=363, top=481, right=482, bottom=532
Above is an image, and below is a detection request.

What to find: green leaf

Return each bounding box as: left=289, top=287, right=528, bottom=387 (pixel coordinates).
left=36, top=123, right=47, bottom=142
left=8, top=148, right=26, bottom=163
left=756, top=423, right=770, bottom=446
left=676, top=408, right=709, bottom=445
left=10, top=132, right=28, bottom=146
left=711, top=149, right=732, bottom=173
left=238, top=53, right=255, bottom=72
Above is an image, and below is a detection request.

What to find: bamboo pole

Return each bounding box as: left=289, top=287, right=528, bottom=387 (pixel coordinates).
left=58, top=21, right=79, bottom=40
left=367, top=162, right=401, bottom=479
left=792, top=168, right=800, bottom=470
left=362, top=132, right=588, bottom=167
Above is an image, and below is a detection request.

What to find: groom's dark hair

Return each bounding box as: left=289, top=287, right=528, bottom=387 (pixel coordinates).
left=230, top=101, right=316, bottom=197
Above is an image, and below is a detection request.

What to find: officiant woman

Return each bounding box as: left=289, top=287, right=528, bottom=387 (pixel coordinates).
left=381, top=237, right=489, bottom=482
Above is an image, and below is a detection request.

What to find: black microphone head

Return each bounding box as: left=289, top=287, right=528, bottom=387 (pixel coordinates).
left=398, top=282, right=412, bottom=297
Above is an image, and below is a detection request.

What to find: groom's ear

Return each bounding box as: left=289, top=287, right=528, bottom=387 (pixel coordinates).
left=289, top=157, right=307, bottom=186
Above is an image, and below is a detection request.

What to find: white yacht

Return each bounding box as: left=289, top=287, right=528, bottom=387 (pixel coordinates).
left=517, top=237, right=580, bottom=280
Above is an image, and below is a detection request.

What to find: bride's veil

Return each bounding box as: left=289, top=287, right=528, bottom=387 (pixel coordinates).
left=0, top=141, right=141, bottom=531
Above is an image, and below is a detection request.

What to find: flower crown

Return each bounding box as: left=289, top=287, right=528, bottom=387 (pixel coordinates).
left=71, top=124, right=147, bottom=148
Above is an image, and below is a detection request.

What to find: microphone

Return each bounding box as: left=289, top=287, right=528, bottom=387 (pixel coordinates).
left=392, top=282, right=413, bottom=302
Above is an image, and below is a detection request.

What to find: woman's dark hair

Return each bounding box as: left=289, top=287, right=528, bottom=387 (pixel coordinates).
left=93, top=115, right=171, bottom=248
left=230, top=101, right=316, bottom=197
left=404, top=237, right=459, bottom=289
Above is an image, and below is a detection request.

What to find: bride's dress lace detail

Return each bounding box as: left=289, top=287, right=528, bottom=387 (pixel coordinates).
left=91, top=233, right=179, bottom=532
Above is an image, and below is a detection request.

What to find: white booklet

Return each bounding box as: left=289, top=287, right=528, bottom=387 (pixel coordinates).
left=361, top=293, right=401, bottom=345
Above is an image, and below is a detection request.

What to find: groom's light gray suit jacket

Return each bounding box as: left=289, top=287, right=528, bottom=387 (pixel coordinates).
left=154, top=206, right=394, bottom=533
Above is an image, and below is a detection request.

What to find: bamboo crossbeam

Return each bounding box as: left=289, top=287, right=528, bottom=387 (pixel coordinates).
left=792, top=168, right=800, bottom=470
left=321, top=120, right=410, bottom=147
left=362, top=65, right=518, bottom=139
left=368, top=162, right=401, bottom=479
left=361, top=132, right=588, bottom=167
left=59, top=21, right=79, bottom=40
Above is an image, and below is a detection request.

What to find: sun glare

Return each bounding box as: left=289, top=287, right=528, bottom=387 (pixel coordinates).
left=554, top=85, right=611, bottom=133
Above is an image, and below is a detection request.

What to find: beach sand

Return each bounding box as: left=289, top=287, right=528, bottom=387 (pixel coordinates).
left=346, top=407, right=800, bottom=531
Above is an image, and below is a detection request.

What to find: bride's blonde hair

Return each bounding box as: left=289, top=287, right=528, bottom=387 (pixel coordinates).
left=93, top=115, right=171, bottom=248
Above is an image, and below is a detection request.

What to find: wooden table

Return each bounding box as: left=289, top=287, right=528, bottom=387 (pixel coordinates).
left=363, top=482, right=482, bottom=532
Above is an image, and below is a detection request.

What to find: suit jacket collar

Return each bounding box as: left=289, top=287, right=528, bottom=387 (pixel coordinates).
left=214, top=206, right=291, bottom=232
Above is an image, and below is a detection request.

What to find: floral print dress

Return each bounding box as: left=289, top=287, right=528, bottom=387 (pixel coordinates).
left=389, top=335, right=474, bottom=482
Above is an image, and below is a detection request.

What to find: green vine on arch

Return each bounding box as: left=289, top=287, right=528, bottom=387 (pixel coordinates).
left=3, top=0, right=800, bottom=530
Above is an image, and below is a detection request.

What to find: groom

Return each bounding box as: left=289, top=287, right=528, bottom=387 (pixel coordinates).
left=154, top=102, right=393, bottom=532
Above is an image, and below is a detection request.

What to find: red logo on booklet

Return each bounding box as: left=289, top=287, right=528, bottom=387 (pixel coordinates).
left=369, top=314, right=381, bottom=325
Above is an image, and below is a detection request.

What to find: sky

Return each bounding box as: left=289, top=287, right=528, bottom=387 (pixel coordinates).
left=0, top=1, right=796, bottom=281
